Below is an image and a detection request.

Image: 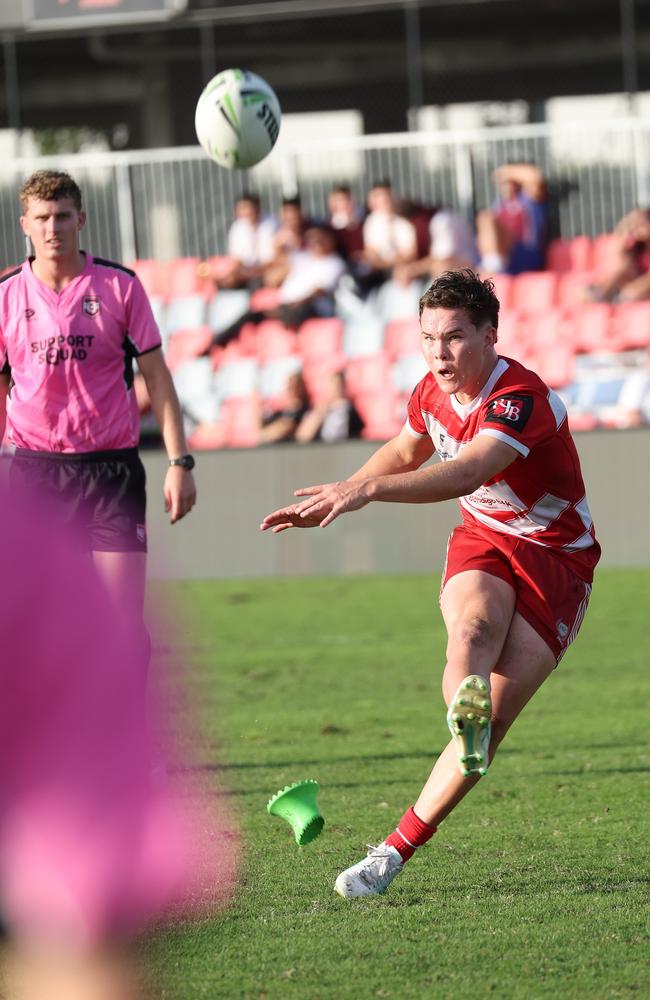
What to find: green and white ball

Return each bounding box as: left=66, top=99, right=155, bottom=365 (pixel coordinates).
left=195, top=68, right=281, bottom=170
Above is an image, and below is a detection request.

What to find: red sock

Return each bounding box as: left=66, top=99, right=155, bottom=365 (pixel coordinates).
left=385, top=806, right=437, bottom=862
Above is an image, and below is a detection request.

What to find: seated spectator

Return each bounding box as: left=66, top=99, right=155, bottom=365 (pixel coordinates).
left=476, top=162, right=548, bottom=274
left=259, top=371, right=310, bottom=444
left=586, top=208, right=650, bottom=303
left=213, top=225, right=347, bottom=347
left=394, top=206, right=478, bottom=286
left=356, top=181, right=418, bottom=292
left=295, top=370, right=364, bottom=444
left=199, top=192, right=277, bottom=290
left=262, top=195, right=314, bottom=286
left=327, top=184, right=365, bottom=263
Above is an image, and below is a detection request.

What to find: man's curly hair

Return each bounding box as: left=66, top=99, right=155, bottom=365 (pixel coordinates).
left=419, top=269, right=500, bottom=329
left=20, top=171, right=83, bottom=213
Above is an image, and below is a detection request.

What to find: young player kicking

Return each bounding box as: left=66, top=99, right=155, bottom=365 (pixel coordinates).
left=261, top=269, right=600, bottom=899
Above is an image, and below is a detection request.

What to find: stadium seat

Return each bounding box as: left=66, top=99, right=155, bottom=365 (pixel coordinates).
left=511, top=271, right=559, bottom=313
left=166, top=257, right=207, bottom=297
left=257, top=356, right=303, bottom=407
left=591, top=233, right=618, bottom=277
left=355, top=391, right=404, bottom=441
left=164, top=326, right=213, bottom=372
left=391, top=354, right=428, bottom=395
left=556, top=270, right=597, bottom=310
left=188, top=421, right=228, bottom=451
left=207, top=288, right=251, bottom=336
left=302, top=358, right=346, bottom=403
left=206, top=254, right=238, bottom=281
left=526, top=338, right=575, bottom=389
left=487, top=272, right=514, bottom=310
left=172, top=357, right=220, bottom=425
left=546, top=236, right=593, bottom=273
left=219, top=397, right=262, bottom=448
left=249, top=286, right=282, bottom=311
left=495, top=309, right=526, bottom=361
left=612, top=301, right=650, bottom=351
left=131, top=259, right=167, bottom=298
left=383, top=317, right=421, bottom=360
left=297, top=317, right=344, bottom=362
left=345, top=354, right=392, bottom=399
left=255, top=320, right=299, bottom=363
left=374, top=279, right=422, bottom=323
left=165, top=293, right=208, bottom=336
left=569, top=303, right=617, bottom=354
left=215, top=358, right=259, bottom=400
left=342, top=317, right=385, bottom=358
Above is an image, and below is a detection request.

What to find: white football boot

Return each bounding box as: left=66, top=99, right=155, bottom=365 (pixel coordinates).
left=446, top=674, right=492, bottom=777
left=335, top=842, right=404, bottom=899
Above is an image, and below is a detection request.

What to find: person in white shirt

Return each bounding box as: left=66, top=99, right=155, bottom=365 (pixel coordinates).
left=200, top=193, right=277, bottom=289
left=357, top=181, right=417, bottom=292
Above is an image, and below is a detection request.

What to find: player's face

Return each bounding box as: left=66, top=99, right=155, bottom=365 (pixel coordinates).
left=420, top=306, right=497, bottom=403
left=20, top=196, right=86, bottom=262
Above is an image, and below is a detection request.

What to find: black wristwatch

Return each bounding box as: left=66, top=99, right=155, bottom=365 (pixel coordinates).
left=169, top=454, right=195, bottom=470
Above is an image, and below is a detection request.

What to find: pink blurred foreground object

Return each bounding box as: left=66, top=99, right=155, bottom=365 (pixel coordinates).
left=0, top=474, right=238, bottom=948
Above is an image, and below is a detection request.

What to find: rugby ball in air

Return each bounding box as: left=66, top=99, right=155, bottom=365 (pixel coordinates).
left=195, top=68, right=281, bottom=170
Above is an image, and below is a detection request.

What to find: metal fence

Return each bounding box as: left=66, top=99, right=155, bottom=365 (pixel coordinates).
left=1, top=116, right=649, bottom=267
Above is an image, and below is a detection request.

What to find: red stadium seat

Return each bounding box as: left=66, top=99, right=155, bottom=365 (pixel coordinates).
left=166, top=257, right=208, bottom=297
left=302, top=358, right=347, bottom=403
left=255, top=321, right=299, bottom=363
left=220, top=397, right=261, bottom=448
left=511, top=271, right=558, bottom=313
left=297, top=317, right=344, bottom=362
left=612, top=301, right=650, bottom=351
left=164, top=326, right=213, bottom=372
left=383, top=317, right=421, bottom=360
left=526, top=339, right=575, bottom=389
left=486, top=272, right=513, bottom=310
left=592, top=233, right=618, bottom=277
left=569, top=303, right=618, bottom=354
left=556, top=271, right=597, bottom=309
left=206, top=254, right=238, bottom=281
left=250, top=286, right=282, bottom=311
left=131, top=259, right=168, bottom=298
left=187, top=422, right=228, bottom=451
left=355, top=392, right=403, bottom=441
left=546, top=236, right=593, bottom=273
left=345, top=354, right=392, bottom=399
left=495, top=309, right=527, bottom=361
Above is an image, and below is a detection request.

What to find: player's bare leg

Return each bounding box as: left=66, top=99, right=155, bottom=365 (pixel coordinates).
left=336, top=577, right=556, bottom=898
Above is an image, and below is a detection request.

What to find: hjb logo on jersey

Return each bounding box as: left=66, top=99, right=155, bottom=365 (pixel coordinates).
left=485, top=394, right=533, bottom=432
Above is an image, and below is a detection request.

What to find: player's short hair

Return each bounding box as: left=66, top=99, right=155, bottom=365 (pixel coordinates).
left=19, top=171, right=83, bottom=213
left=237, top=191, right=260, bottom=208
left=419, top=269, right=499, bottom=329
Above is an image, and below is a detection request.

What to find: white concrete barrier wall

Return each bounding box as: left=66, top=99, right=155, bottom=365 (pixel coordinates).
left=143, top=428, right=650, bottom=580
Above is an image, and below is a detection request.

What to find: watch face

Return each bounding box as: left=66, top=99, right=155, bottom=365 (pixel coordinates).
left=181, top=455, right=195, bottom=470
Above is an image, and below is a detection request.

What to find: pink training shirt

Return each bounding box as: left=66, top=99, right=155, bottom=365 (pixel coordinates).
left=0, top=253, right=161, bottom=453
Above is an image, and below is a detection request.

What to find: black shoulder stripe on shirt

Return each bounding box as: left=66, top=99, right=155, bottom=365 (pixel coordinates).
left=93, top=256, right=136, bottom=277
left=0, top=265, right=22, bottom=285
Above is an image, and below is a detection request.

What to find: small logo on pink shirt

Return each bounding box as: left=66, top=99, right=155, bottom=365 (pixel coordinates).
left=83, top=296, right=101, bottom=318
left=24, top=308, right=35, bottom=320
left=136, top=524, right=146, bottom=544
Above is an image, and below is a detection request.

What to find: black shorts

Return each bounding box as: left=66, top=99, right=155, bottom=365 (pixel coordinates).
left=10, top=447, right=148, bottom=553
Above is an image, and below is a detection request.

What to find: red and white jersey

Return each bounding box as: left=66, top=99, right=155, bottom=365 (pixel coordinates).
left=0, top=254, right=161, bottom=453
left=406, top=356, right=600, bottom=581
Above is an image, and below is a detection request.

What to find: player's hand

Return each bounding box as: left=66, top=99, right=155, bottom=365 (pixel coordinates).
left=260, top=503, right=327, bottom=533
left=164, top=467, right=197, bottom=524
left=292, top=480, right=371, bottom=528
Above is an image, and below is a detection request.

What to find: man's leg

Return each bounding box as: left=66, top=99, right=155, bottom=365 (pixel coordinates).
left=335, top=570, right=556, bottom=898
left=92, top=550, right=149, bottom=699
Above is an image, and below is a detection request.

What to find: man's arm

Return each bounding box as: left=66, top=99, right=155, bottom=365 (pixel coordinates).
left=137, top=348, right=196, bottom=524
left=260, top=424, right=435, bottom=532
left=290, top=433, right=519, bottom=529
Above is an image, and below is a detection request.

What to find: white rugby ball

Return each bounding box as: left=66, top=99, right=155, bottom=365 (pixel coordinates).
left=195, top=68, right=281, bottom=170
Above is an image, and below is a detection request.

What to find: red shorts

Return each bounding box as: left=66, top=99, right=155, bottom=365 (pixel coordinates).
left=441, top=524, right=593, bottom=663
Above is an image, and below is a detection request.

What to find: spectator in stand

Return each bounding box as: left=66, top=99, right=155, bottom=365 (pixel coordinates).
left=585, top=208, right=650, bottom=303
left=198, top=192, right=277, bottom=290
left=356, top=181, right=418, bottom=292
left=295, top=370, right=364, bottom=444
left=476, top=163, right=548, bottom=275
left=259, top=371, right=311, bottom=444
left=394, top=206, right=478, bottom=286
left=212, top=225, right=346, bottom=347
left=327, top=184, right=365, bottom=264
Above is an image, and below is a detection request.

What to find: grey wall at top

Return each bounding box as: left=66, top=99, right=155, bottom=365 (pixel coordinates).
left=142, top=428, right=649, bottom=581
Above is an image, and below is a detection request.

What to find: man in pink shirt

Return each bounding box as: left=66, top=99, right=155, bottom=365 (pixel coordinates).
left=0, top=170, right=195, bottom=639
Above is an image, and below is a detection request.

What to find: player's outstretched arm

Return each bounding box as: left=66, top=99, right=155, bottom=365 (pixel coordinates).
left=291, top=435, right=519, bottom=528
left=260, top=427, right=434, bottom=533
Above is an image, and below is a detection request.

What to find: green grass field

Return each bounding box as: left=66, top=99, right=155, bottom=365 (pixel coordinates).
left=145, top=568, right=650, bottom=1000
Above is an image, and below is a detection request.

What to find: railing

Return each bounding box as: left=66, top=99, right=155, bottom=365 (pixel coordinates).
left=1, top=116, right=649, bottom=266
